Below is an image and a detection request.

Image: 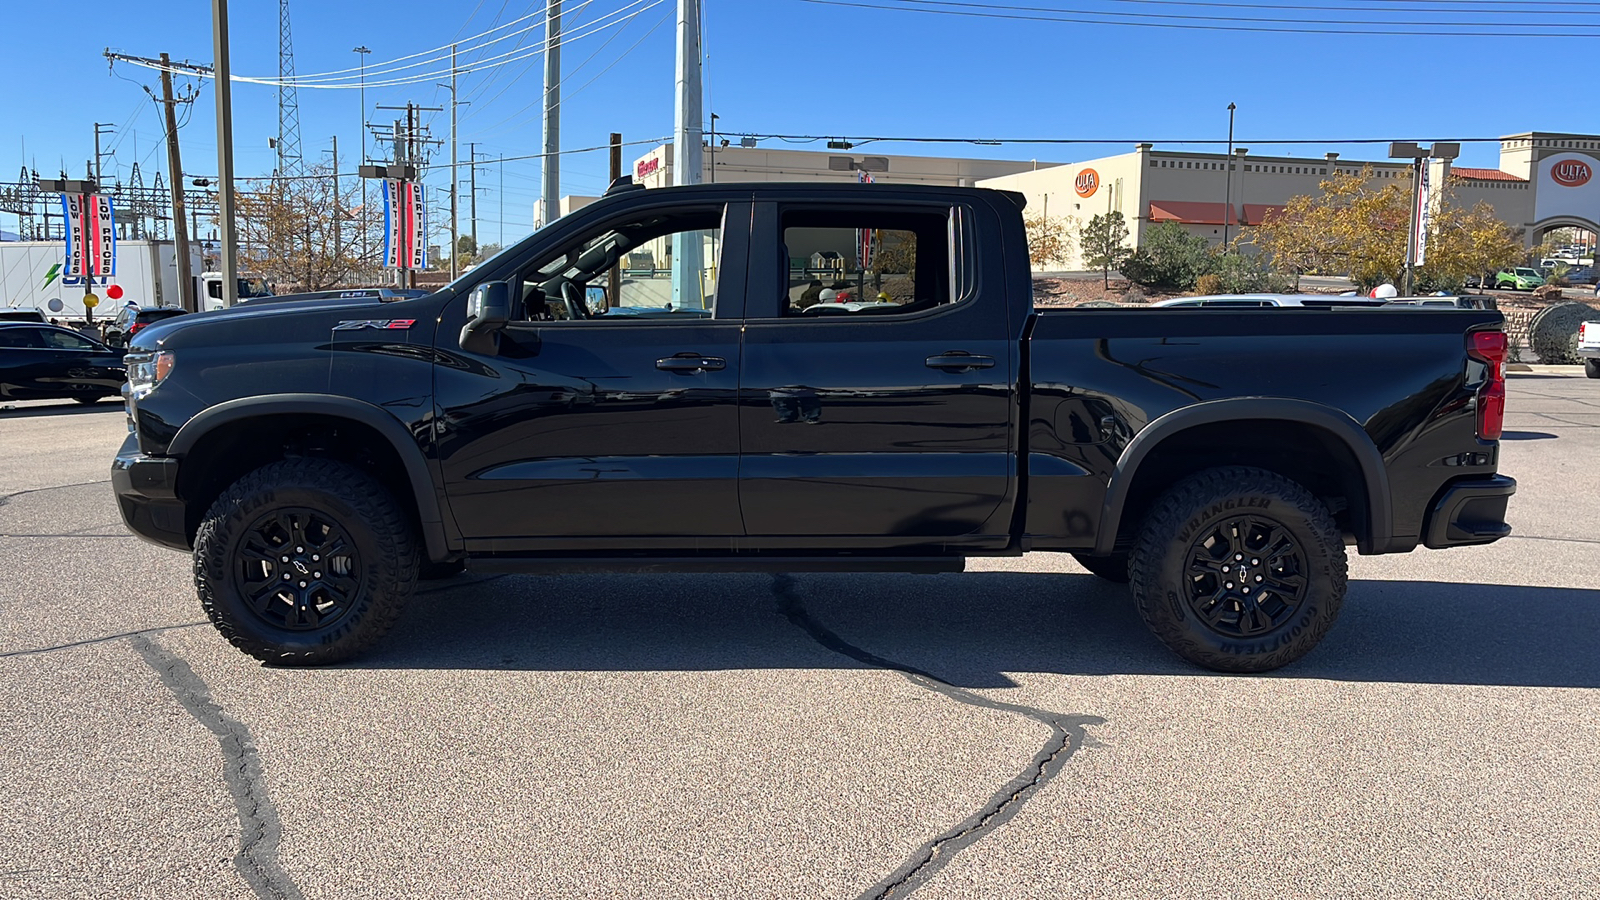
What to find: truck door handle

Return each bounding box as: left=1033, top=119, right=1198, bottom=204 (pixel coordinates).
left=656, top=354, right=726, bottom=372
left=925, top=352, right=995, bottom=371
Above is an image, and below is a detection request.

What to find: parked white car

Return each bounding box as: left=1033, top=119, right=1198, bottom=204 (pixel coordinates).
left=1579, top=321, right=1600, bottom=379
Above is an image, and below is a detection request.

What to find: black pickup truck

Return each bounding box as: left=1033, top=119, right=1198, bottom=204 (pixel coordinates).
left=112, top=181, right=1515, bottom=672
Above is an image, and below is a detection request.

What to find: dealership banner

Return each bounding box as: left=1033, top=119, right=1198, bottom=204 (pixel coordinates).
left=1413, top=164, right=1431, bottom=267
left=61, top=193, right=116, bottom=279
left=381, top=179, right=427, bottom=270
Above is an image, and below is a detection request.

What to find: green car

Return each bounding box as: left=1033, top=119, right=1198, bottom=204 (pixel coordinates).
left=1494, top=267, right=1546, bottom=291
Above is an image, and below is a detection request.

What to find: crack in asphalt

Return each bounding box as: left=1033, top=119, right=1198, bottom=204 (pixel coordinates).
left=769, top=574, right=1104, bottom=899
left=130, top=635, right=306, bottom=900
left=1505, top=534, right=1600, bottom=546
left=0, top=622, right=207, bottom=659
left=0, top=480, right=109, bottom=509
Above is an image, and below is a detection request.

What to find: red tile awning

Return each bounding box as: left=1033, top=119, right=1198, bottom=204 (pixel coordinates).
left=1147, top=200, right=1238, bottom=226
left=1242, top=203, right=1287, bottom=225
left=1450, top=167, right=1526, bottom=182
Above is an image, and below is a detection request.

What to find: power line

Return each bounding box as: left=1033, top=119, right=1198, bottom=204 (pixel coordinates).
left=873, top=0, right=1600, bottom=25
left=730, top=131, right=1515, bottom=146
left=469, top=8, right=672, bottom=138
left=109, top=1, right=664, bottom=90
left=930, top=0, right=1600, bottom=11
left=797, top=0, right=1600, bottom=34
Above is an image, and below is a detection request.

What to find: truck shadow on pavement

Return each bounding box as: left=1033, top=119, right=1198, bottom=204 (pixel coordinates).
left=357, top=572, right=1600, bottom=690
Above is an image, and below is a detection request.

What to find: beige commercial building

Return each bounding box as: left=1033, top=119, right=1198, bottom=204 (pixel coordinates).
left=980, top=133, right=1597, bottom=270
left=535, top=134, right=1600, bottom=271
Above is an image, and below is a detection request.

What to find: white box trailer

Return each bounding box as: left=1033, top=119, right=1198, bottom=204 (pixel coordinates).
left=0, top=239, right=204, bottom=323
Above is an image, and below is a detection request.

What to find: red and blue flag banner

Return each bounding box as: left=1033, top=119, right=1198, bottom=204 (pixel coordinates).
left=61, top=193, right=117, bottom=278
left=381, top=179, right=428, bottom=269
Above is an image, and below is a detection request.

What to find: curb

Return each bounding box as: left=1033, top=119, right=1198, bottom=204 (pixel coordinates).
left=1507, top=364, right=1584, bottom=374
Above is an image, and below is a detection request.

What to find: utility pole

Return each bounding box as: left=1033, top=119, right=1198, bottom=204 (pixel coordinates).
left=672, top=0, right=703, bottom=308
left=93, top=123, right=115, bottom=184
left=498, top=153, right=504, bottom=250
left=468, top=142, right=479, bottom=248
left=212, top=0, right=239, bottom=307
left=354, top=45, right=371, bottom=269
left=331, top=135, right=341, bottom=264
left=449, top=43, right=458, bottom=280
left=1222, top=102, right=1236, bottom=249
left=609, top=132, right=621, bottom=308
left=159, top=53, right=195, bottom=312
left=541, top=1, right=561, bottom=227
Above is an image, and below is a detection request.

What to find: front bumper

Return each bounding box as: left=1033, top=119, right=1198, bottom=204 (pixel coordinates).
left=1422, top=474, right=1516, bottom=549
left=111, top=433, right=190, bottom=552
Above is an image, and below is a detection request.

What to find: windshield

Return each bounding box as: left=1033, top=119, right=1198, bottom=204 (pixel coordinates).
left=1517, top=268, right=1539, bottom=276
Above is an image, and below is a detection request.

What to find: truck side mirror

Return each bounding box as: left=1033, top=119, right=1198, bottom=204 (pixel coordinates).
left=460, top=281, right=510, bottom=355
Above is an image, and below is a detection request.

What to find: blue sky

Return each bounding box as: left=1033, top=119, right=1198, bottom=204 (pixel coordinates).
left=5, top=0, right=1592, bottom=247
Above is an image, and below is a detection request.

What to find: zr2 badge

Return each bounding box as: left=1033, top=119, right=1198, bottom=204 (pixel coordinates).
left=333, top=319, right=417, bottom=331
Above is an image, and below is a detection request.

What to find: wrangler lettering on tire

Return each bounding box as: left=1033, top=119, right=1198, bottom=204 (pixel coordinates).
left=1129, top=466, right=1347, bottom=673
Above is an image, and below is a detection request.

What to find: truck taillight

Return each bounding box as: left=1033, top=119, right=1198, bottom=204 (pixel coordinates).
left=1468, top=330, right=1506, bottom=441
left=129, top=322, right=146, bottom=335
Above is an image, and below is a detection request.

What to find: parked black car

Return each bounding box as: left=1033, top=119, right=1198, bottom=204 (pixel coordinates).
left=112, top=181, right=1515, bottom=673
left=0, top=322, right=127, bottom=403
left=104, top=306, right=189, bottom=349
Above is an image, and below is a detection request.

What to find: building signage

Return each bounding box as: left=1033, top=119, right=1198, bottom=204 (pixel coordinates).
left=1074, top=168, right=1099, bottom=198
left=637, top=156, right=661, bottom=179
left=1534, top=155, right=1600, bottom=225
left=1552, top=159, right=1593, bottom=187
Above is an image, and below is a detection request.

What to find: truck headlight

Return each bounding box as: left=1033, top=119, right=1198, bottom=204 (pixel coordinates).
left=127, top=351, right=175, bottom=399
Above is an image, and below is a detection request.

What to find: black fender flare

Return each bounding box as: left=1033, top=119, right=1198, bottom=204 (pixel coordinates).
left=1093, top=398, right=1393, bottom=555
left=167, top=393, right=456, bottom=560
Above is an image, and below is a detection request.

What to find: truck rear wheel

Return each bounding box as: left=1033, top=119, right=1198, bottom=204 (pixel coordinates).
left=1585, top=359, right=1599, bottom=379
left=193, top=458, right=419, bottom=666
left=1128, top=466, right=1347, bottom=673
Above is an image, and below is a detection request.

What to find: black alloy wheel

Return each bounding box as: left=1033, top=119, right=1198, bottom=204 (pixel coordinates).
left=1129, top=466, right=1347, bottom=673
left=194, top=458, right=418, bottom=665
left=234, top=508, right=362, bottom=632
left=1183, top=517, right=1307, bottom=639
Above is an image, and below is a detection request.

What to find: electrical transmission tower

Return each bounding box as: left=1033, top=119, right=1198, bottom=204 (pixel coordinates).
left=276, top=0, right=304, bottom=178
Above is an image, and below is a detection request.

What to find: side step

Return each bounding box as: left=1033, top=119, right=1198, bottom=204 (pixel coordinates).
left=468, top=556, right=967, bottom=575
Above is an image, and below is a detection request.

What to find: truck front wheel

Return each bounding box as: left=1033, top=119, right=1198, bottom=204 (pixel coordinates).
left=1128, top=467, right=1347, bottom=673
left=193, top=458, right=419, bottom=665
left=1585, top=359, right=1599, bottom=379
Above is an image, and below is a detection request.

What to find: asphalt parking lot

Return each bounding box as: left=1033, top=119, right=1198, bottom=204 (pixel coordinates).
left=2, top=374, right=1596, bottom=900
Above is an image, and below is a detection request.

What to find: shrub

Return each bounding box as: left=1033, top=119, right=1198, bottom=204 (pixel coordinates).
left=1209, top=251, right=1292, bottom=294
left=1118, top=222, right=1212, bottom=290
left=1193, top=273, right=1223, bottom=296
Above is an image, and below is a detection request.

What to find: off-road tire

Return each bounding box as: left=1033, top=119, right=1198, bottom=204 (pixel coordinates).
left=1586, top=358, right=1600, bottom=379
left=1128, top=466, right=1347, bottom=673
left=1071, top=552, right=1130, bottom=583
left=194, top=458, right=419, bottom=665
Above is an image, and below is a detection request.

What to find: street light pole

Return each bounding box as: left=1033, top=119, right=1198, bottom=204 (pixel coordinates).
left=354, top=45, right=370, bottom=274
left=211, top=0, right=239, bottom=307
left=1222, top=102, right=1236, bottom=248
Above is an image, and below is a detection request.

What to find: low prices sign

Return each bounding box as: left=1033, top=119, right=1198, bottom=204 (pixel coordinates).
left=382, top=179, right=428, bottom=270
left=61, top=192, right=117, bottom=279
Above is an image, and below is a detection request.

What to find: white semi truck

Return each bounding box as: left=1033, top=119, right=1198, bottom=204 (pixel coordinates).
left=0, top=240, right=268, bottom=323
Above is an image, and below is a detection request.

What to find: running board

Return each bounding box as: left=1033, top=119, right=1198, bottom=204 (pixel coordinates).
left=468, top=556, right=967, bottom=575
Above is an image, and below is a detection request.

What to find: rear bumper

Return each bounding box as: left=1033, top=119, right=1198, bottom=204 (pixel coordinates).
left=111, top=434, right=190, bottom=552
left=1422, top=475, right=1516, bottom=549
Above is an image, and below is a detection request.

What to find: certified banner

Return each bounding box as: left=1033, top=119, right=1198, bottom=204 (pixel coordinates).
left=1414, top=164, right=1431, bottom=267
left=406, top=181, right=427, bottom=271
left=381, top=179, right=402, bottom=268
